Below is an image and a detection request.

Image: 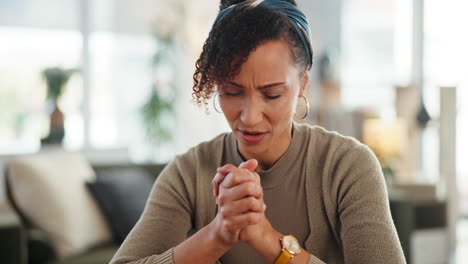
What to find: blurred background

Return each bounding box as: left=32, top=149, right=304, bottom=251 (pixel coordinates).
left=0, top=0, right=466, bottom=263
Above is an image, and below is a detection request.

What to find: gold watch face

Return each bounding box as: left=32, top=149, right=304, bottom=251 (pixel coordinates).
left=282, top=235, right=301, bottom=255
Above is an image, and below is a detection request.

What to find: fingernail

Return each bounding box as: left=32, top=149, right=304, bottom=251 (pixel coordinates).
left=263, top=204, right=267, bottom=211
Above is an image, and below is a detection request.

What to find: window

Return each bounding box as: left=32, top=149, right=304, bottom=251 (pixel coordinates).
left=0, top=0, right=230, bottom=162
left=340, top=0, right=396, bottom=114
left=0, top=0, right=82, bottom=154
left=424, top=0, right=468, bottom=214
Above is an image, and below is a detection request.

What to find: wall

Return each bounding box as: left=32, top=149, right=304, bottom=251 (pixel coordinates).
left=297, top=0, right=343, bottom=107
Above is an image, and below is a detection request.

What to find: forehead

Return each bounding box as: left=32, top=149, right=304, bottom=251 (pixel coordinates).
left=229, top=39, right=298, bottom=83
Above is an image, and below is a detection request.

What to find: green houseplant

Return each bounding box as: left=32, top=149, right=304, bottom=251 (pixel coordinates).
left=41, top=67, right=77, bottom=144
left=141, top=85, right=174, bottom=145
left=140, top=5, right=183, bottom=150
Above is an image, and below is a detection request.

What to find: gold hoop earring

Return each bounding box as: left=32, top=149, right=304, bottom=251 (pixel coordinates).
left=295, top=95, right=309, bottom=119
left=213, top=93, right=222, bottom=114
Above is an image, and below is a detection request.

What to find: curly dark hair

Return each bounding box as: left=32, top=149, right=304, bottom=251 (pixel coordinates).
left=192, top=0, right=313, bottom=108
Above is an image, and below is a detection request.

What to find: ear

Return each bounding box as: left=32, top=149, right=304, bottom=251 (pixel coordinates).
left=299, top=72, right=310, bottom=97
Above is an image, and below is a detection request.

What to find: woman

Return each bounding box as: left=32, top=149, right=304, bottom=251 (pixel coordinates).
left=111, top=0, right=405, bottom=263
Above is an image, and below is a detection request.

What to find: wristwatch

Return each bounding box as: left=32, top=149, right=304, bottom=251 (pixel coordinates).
left=274, top=235, right=301, bottom=264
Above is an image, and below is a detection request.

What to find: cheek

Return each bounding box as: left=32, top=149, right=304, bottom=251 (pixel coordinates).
left=219, top=98, right=239, bottom=121
left=271, top=95, right=297, bottom=116
left=269, top=101, right=295, bottom=124
left=268, top=101, right=295, bottom=137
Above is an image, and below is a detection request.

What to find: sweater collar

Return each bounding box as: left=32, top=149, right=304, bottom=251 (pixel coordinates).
left=226, top=122, right=305, bottom=189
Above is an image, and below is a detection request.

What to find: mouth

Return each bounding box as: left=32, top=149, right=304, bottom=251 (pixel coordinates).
left=237, top=129, right=268, bottom=144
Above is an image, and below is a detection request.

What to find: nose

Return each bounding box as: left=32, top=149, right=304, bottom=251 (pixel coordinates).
left=240, top=96, right=263, bottom=127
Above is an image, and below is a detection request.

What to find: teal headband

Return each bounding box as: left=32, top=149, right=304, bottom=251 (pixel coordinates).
left=214, top=0, right=313, bottom=69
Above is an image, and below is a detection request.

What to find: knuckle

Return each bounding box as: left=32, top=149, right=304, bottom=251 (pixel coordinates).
left=247, top=197, right=257, bottom=208
left=243, top=182, right=251, bottom=193
left=220, top=207, right=229, bottom=218
left=254, top=172, right=261, bottom=183
left=225, top=164, right=235, bottom=171
left=246, top=214, right=256, bottom=224
left=246, top=182, right=256, bottom=194
left=217, top=194, right=226, bottom=206
left=224, top=221, right=232, bottom=231
left=258, top=186, right=264, bottom=196
left=212, top=176, right=220, bottom=184
left=231, top=173, right=241, bottom=185
left=225, top=221, right=236, bottom=233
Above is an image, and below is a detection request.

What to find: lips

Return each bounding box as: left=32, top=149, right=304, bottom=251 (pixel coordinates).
left=238, top=129, right=267, bottom=144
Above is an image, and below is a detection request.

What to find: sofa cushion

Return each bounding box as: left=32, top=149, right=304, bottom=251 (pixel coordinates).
left=86, top=167, right=155, bottom=244
left=49, top=243, right=119, bottom=264
left=8, top=152, right=112, bottom=258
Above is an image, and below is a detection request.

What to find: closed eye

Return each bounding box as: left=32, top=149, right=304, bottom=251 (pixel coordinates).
left=264, top=94, right=281, bottom=99
left=222, top=91, right=241, bottom=96
left=219, top=86, right=241, bottom=96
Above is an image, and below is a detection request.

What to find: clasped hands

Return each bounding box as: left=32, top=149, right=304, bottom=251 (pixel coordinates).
left=211, top=159, right=274, bottom=248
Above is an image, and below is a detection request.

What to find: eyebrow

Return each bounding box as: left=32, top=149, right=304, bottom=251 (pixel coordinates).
left=226, top=81, right=286, bottom=90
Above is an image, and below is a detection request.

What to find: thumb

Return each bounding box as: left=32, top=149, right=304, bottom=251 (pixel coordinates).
left=239, top=159, right=258, bottom=171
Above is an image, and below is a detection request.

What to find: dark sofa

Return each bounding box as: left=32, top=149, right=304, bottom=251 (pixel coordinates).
left=2, top=162, right=167, bottom=264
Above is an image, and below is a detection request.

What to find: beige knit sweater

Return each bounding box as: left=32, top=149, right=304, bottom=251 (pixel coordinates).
left=111, top=123, right=406, bottom=264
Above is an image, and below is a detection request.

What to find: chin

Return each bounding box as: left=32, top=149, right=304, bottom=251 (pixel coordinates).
left=236, top=134, right=269, bottom=155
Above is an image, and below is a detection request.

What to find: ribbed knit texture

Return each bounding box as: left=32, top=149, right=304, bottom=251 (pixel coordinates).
left=110, top=123, right=406, bottom=264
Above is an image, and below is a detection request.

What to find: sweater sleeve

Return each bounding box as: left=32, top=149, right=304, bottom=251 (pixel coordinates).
left=110, top=156, right=194, bottom=264
left=333, top=144, right=406, bottom=264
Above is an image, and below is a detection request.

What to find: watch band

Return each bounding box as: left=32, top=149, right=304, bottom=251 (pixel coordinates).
left=274, top=248, right=292, bottom=264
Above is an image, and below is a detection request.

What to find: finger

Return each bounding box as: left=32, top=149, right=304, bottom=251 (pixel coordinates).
left=239, top=161, right=260, bottom=185
left=212, top=172, right=226, bottom=197
left=238, top=159, right=258, bottom=172
left=254, top=172, right=261, bottom=184
left=221, top=169, right=257, bottom=190
left=217, top=164, right=237, bottom=175
left=223, top=212, right=263, bottom=232
left=214, top=160, right=259, bottom=197
left=220, top=196, right=264, bottom=217
left=218, top=159, right=256, bottom=174
left=217, top=166, right=231, bottom=175
left=218, top=181, right=263, bottom=205
left=213, top=164, right=237, bottom=197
